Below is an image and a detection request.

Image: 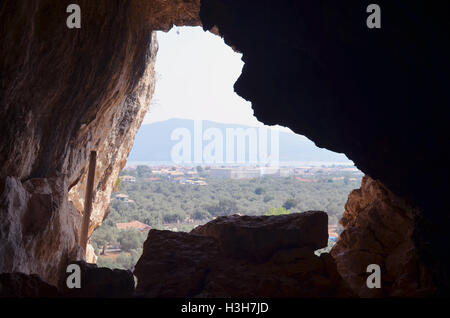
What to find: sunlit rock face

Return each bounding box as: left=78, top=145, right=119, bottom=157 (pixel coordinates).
left=85, top=244, right=97, bottom=264
left=0, top=0, right=164, bottom=283
left=135, top=212, right=354, bottom=298
left=331, top=176, right=436, bottom=297
left=65, top=0, right=202, bottom=239
left=0, top=177, right=83, bottom=285
left=67, top=34, right=159, bottom=238
left=146, top=0, right=201, bottom=31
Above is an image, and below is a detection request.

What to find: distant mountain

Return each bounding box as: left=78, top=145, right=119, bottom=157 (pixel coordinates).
left=128, top=118, right=351, bottom=165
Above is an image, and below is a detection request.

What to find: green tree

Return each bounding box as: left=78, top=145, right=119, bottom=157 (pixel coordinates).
left=163, top=212, right=184, bottom=223
left=117, top=229, right=144, bottom=252
left=97, top=257, right=117, bottom=269
left=91, top=226, right=118, bottom=255
left=254, top=187, right=265, bottom=195
left=192, top=210, right=211, bottom=220
left=206, top=199, right=238, bottom=216
left=282, top=198, right=297, bottom=210
left=136, top=165, right=152, bottom=178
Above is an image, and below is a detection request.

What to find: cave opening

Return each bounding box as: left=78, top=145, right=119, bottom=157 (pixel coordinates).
left=90, top=26, right=362, bottom=272
left=1, top=0, right=447, bottom=299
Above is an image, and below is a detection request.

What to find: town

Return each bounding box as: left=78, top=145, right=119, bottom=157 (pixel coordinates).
left=118, top=164, right=361, bottom=184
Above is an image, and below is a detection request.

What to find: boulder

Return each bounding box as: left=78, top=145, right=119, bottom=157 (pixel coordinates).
left=59, top=261, right=135, bottom=298
left=191, top=211, right=328, bottom=261
left=135, top=213, right=353, bottom=297
left=0, top=272, right=58, bottom=298
left=134, top=230, right=221, bottom=298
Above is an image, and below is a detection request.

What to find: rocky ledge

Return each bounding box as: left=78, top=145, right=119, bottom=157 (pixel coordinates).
left=0, top=272, right=59, bottom=298
left=0, top=261, right=134, bottom=298
left=134, top=211, right=354, bottom=298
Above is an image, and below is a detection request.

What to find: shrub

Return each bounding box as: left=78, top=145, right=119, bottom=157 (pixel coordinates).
left=265, top=207, right=290, bottom=216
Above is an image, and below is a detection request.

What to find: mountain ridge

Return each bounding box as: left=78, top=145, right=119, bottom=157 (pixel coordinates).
left=128, top=118, right=352, bottom=165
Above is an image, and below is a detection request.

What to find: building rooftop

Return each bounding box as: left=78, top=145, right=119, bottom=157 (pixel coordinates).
left=116, top=220, right=151, bottom=232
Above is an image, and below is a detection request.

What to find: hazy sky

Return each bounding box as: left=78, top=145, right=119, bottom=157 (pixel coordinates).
left=143, top=26, right=269, bottom=128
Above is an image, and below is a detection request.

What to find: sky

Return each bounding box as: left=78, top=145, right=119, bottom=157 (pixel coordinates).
left=143, top=26, right=279, bottom=129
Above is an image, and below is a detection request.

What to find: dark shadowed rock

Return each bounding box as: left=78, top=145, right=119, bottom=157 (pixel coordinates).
left=0, top=273, right=58, bottom=298
left=331, top=176, right=436, bottom=297
left=59, top=261, right=135, bottom=298
left=0, top=262, right=135, bottom=298
left=134, top=230, right=221, bottom=298
left=200, top=0, right=450, bottom=295
left=191, top=211, right=328, bottom=261
left=135, top=213, right=353, bottom=297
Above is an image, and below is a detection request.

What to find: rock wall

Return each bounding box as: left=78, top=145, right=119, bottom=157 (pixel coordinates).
left=0, top=0, right=203, bottom=285
left=0, top=176, right=83, bottom=284
left=331, top=176, right=435, bottom=297
left=0, top=0, right=152, bottom=284
left=67, top=33, right=158, bottom=238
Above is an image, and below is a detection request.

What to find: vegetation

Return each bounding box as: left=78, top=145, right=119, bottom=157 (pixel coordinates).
left=91, top=166, right=362, bottom=270
left=265, top=207, right=290, bottom=216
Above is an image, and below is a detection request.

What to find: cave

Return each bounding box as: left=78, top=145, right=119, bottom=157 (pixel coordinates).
left=0, top=0, right=449, bottom=299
